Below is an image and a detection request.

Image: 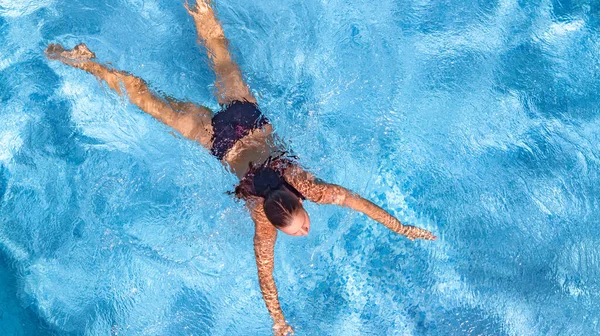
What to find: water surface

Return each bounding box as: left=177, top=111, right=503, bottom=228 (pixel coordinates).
left=1, top=0, right=599, bottom=335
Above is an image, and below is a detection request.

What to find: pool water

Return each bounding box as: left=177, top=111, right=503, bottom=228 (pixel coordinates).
left=1, top=0, right=599, bottom=335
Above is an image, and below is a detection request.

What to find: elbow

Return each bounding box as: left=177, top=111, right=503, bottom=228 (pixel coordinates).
left=335, top=187, right=353, bottom=206
left=315, top=185, right=349, bottom=205
left=335, top=192, right=347, bottom=206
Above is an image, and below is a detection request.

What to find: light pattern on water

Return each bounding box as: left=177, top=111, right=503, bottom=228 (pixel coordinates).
left=1, top=0, right=599, bottom=335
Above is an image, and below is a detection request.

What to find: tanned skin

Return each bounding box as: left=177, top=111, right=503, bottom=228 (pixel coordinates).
left=46, top=1, right=436, bottom=335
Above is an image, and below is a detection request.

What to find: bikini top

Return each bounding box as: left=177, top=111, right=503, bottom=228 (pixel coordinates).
left=235, top=155, right=305, bottom=200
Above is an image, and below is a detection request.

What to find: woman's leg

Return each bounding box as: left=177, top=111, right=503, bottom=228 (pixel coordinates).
left=45, top=43, right=214, bottom=149
left=185, top=0, right=256, bottom=105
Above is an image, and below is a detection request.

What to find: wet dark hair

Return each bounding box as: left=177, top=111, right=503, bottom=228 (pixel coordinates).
left=233, top=155, right=305, bottom=228
left=263, top=188, right=302, bottom=228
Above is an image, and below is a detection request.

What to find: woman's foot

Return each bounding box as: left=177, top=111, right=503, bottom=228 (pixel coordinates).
left=45, top=43, right=96, bottom=63
left=185, top=0, right=224, bottom=41
left=184, top=0, right=211, bottom=15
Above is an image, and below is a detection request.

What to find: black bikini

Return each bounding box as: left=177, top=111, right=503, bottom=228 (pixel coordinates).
left=235, top=155, right=306, bottom=200
left=211, top=101, right=304, bottom=200
left=210, top=100, right=270, bottom=159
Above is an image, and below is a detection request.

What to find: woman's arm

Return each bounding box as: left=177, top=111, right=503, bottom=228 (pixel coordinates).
left=247, top=198, right=294, bottom=336
left=284, top=166, right=436, bottom=241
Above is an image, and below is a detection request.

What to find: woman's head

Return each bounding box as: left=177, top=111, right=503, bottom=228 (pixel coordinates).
left=263, top=187, right=311, bottom=236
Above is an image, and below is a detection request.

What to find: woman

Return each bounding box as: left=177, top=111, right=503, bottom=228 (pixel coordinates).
left=45, top=1, right=436, bottom=334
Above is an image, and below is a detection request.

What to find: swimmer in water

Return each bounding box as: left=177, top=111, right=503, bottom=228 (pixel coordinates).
left=45, top=1, right=436, bottom=334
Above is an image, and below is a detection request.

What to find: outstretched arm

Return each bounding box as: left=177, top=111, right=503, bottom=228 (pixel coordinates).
left=247, top=198, right=294, bottom=336
left=284, top=166, right=437, bottom=241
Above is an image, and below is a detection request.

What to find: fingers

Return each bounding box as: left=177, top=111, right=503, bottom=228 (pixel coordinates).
left=272, top=322, right=294, bottom=336
left=415, top=230, right=436, bottom=240
left=280, top=326, right=294, bottom=336
left=404, top=226, right=437, bottom=241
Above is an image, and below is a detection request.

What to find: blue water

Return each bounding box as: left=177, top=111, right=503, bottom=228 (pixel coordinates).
left=1, top=0, right=599, bottom=335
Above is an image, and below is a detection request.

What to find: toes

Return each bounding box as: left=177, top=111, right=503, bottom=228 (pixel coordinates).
left=73, top=43, right=88, bottom=52
left=46, top=43, right=65, bottom=53
left=45, top=43, right=96, bottom=62
left=73, top=43, right=96, bottom=59
left=45, top=43, right=65, bottom=59
left=185, top=0, right=212, bottom=15
left=196, top=1, right=211, bottom=14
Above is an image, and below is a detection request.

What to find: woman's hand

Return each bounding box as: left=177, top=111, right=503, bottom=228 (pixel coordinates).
left=401, top=225, right=437, bottom=241
left=272, top=320, right=294, bottom=336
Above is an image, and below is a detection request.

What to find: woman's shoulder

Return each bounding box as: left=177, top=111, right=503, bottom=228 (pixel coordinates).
left=281, top=162, right=316, bottom=182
